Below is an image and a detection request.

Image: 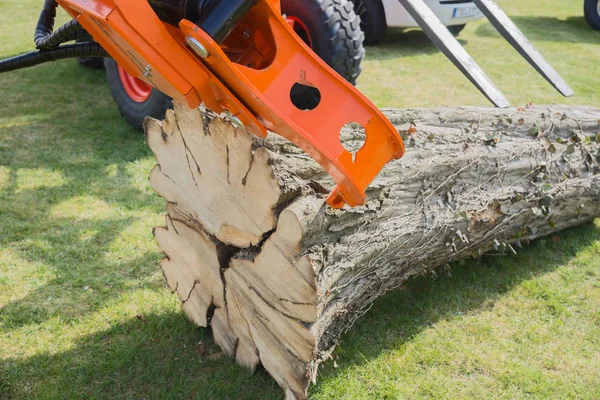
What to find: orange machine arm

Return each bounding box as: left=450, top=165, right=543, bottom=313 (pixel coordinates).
left=58, top=0, right=405, bottom=208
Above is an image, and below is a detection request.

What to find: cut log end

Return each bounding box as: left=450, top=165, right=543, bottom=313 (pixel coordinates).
left=147, top=102, right=282, bottom=248
left=148, top=102, right=600, bottom=399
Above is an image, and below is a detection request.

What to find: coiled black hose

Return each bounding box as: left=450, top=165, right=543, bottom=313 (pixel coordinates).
left=34, top=0, right=85, bottom=50
left=37, top=19, right=83, bottom=50
left=0, top=0, right=110, bottom=73
left=34, top=0, right=59, bottom=49
left=0, top=43, right=109, bottom=73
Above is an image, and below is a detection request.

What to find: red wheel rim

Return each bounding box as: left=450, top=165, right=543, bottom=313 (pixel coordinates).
left=117, top=65, right=153, bottom=103
left=285, top=16, right=314, bottom=48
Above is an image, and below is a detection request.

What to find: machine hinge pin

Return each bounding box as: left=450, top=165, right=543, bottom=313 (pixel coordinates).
left=185, top=36, right=210, bottom=59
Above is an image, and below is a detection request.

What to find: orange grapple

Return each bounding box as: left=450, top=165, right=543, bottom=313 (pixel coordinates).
left=57, top=0, right=405, bottom=208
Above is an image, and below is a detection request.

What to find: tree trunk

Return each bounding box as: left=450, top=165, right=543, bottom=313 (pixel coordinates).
left=146, top=102, right=600, bottom=399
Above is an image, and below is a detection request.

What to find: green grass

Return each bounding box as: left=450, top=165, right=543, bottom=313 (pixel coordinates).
left=0, top=1, right=599, bottom=399
left=358, top=1, right=600, bottom=108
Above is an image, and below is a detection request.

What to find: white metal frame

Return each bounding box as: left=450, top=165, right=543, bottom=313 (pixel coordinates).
left=381, top=0, right=485, bottom=28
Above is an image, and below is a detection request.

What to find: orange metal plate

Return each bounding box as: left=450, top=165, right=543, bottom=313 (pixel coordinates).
left=180, top=0, right=405, bottom=207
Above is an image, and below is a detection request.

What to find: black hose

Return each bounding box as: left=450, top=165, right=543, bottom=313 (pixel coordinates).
left=33, top=0, right=85, bottom=49
left=0, top=42, right=109, bottom=73
left=37, top=19, right=83, bottom=49
left=34, top=0, right=59, bottom=49
left=70, top=29, right=95, bottom=43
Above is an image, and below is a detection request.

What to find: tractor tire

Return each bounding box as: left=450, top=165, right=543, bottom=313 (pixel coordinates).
left=584, top=0, right=600, bottom=30
left=104, top=58, right=172, bottom=131
left=281, top=0, right=365, bottom=85
left=351, top=0, right=387, bottom=45
left=447, top=23, right=466, bottom=36
left=77, top=57, right=104, bottom=69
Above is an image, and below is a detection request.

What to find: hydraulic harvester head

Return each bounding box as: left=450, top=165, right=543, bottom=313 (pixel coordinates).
left=50, top=0, right=406, bottom=208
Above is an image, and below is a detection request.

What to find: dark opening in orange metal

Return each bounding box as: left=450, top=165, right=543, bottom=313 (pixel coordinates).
left=285, top=16, right=313, bottom=48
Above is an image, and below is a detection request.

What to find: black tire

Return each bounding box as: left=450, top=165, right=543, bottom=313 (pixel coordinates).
left=351, top=0, right=387, bottom=46
left=77, top=57, right=104, bottom=69
left=447, top=23, right=466, bottom=37
left=584, top=0, right=600, bottom=30
left=104, top=58, right=172, bottom=131
left=281, top=0, right=365, bottom=85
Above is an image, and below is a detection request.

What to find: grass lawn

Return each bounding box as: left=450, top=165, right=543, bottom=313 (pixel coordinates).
left=1, top=0, right=599, bottom=399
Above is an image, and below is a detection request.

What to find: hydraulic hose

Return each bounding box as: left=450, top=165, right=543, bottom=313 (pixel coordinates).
left=0, top=1, right=104, bottom=73
left=0, top=43, right=109, bottom=73
left=37, top=19, right=83, bottom=50
left=33, top=0, right=84, bottom=49
left=34, top=0, right=59, bottom=49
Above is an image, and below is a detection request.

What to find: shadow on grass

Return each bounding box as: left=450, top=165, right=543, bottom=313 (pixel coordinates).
left=1, top=312, right=282, bottom=400
left=475, top=16, right=600, bottom=44
left=311, top=221, right=600, bottom=392
left=2, top=221, right=597, bottom=399
left=0, top=62, right=166, bottom=328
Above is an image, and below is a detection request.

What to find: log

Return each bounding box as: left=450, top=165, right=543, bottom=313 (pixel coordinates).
left=146, top=102, right=600, bottom=399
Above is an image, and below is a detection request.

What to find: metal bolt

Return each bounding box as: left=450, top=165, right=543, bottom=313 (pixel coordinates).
left=243, top=29, right=251, bottom=39
left=143, top=65, right=152, bottom=77
left=185, top=36, right=209, bottom=59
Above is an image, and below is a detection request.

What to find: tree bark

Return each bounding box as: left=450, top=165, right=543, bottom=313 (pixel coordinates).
left=146, top=102, right=600, bottom=400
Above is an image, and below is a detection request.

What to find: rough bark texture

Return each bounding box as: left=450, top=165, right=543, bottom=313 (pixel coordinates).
left=146, top=102, right=600, bottom=399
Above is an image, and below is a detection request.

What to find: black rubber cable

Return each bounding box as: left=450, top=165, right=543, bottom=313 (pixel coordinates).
left=37, top=19, right=83, bottom=49
left=33, top=0, right=86, bottom=50
left=34, top=0, right=59, bottom=49
left=0, top=42, right=109, bottom=73
left=68, top=29, right=95, bottom=43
